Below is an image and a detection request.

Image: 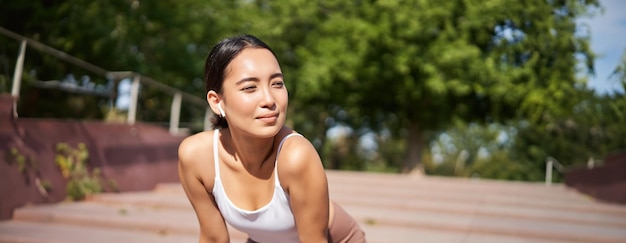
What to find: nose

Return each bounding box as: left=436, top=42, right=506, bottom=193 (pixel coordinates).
left=260, top=86, right=276, bottom=109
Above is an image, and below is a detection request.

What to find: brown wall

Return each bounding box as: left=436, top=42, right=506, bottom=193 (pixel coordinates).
left=0, top=95, right=185, bottom=219
left=564, top=151, right=626, bottom=205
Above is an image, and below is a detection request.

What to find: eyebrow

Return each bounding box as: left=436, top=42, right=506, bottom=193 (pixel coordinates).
left=236, top=73, right=284, bottom=85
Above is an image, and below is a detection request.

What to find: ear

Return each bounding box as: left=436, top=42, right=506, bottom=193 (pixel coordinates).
left=207, top=90, right=222, bottom=116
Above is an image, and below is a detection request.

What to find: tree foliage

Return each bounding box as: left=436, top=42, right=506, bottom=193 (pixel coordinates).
left=1, top=0, right=227, bottom=121
left=254, top=0, right=601, bottom=172
left=426, top=84, right=626, bottom=182
left=3, top=0, right=622, bottom=179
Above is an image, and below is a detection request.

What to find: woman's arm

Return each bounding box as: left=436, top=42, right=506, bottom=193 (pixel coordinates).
left=279, top=135, right=330, bottom=243
left=178, top=134, right=230, bottom=243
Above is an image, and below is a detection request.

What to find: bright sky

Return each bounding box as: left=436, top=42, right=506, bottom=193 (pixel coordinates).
left=582, top=0, right=626, bottom=94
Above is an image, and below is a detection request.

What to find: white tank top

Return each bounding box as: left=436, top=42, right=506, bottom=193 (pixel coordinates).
left=211, top=129, right=301, bottom=243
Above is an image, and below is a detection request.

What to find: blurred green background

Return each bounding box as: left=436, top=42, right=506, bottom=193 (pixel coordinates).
left=1, top=0, right=625, bottom=182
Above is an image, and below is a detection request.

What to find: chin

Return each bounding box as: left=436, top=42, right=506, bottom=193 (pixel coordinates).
left=241, top=123, right=283, bottom=139
left=258, top=125, right=283, bottom=138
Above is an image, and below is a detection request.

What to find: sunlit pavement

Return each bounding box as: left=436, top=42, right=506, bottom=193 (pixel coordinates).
left=1, top=170, right=625, bottom=243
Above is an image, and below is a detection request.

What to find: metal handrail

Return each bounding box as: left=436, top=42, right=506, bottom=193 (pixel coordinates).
left=545, top=156, right=565, bottom=186
left=1, top=26, right=211, bottom=133
left=0, top=26, right=108, bottom=77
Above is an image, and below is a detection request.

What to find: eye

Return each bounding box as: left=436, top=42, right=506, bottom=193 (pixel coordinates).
left=241, top=85, right=257, bottom=91
left=272, top=81, right=285, bottom=88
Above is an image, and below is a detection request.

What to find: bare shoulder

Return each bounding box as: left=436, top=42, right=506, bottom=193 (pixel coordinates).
left=178, top=130, right=216, bottom=182
left=277, top=133, right=320, bottom=168
left=179, top=131, right=213, bottom=161
left=276, top=132, right=326, bottom=189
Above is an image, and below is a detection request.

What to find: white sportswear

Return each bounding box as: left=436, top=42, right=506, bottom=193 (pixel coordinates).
left=211, top=129, right=302, bottom=243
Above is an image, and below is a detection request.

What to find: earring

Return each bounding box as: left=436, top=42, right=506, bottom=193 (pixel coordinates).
left=218, top=103, right=226, bottom=117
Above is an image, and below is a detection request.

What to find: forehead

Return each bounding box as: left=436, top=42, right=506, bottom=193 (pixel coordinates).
left=225, top=48, right=281, bottom=79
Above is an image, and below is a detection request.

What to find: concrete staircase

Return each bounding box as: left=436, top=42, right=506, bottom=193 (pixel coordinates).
left=1, top=170, right=626, bottom=243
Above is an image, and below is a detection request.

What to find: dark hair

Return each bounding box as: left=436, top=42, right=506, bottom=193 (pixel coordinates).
left=204, top=34, right=276, bottom=128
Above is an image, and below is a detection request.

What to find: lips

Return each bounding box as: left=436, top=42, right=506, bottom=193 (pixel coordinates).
left=257, top=113, right=279, bottom=123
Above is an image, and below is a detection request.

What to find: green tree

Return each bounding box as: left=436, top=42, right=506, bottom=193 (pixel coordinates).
left=1, top=0, right=228, bottom=122
left=486, top=47, right=626, bottom=180
left=2, top=1, right=609, bottom=177
left=509, top=89, right=625, bottom=180
left=427, top=122, right=512, bottom=175
left=265, top=0, right=600, bottom=173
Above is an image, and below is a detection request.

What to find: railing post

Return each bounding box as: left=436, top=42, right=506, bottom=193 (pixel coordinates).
left=587, top=157, right=595, bottom=169
left=127, top=74, right=140, bottom=125
left=545, top=159, right=553, bottom=186
left=170, top=92, right=182, bottom=134
left=454, top=150, right=469, bottom=176
left=11, top=40, right=27, bottom=98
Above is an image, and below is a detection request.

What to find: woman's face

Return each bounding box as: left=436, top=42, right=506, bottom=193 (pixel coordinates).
left=220, top=47, right=288, bottom=138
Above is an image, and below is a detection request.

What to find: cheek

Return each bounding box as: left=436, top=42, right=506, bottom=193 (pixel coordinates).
left=277, top=91, right=289, bottom=109
left=229, top=96, right=257, bottom=114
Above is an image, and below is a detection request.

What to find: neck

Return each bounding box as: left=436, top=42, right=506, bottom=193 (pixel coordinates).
left=226, top=129, right=277, bottom=173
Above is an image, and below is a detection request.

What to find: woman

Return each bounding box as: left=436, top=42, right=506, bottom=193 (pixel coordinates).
left=178, top=34, right=366, bottom=243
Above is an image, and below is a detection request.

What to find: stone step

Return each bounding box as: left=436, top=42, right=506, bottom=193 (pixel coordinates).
left=158, top=170, right=585, bottom=201
left=85, top=190, right=626, bottom=242
left=329, top=193, right=626, bottom=229
left=0, top=221, right=198, bottom=243
left=343, top=203, right=626, bottom=243
left=90, top=188, right=626, bottom=230
left=2, top=171, right=626, bottom=243
left=3, top=216, right=566, bottom=243
left=358, top=224, right=573, bottom=243
left=10, top=201, right=247, bottom=241
left=6, top=200, right=585, bottom=243
left=155, top=171, right=626, bottom=217
left=325, top=171, right=612, bottom=206
left=328, top=182, right=626, bottom=217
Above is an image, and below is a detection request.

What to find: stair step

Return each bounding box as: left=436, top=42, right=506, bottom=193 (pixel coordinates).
left=90, top=188, right=626, bottom=230
left=359, top=224, right=573, bottom=243
left=11, top=201, right=247, bottom=240
left=2, top=171, right=625, bottom=243
left=330, top=193, right=626, bottom=228
left=0, top=220, right=199, bottom=243
left=344, top=204, right=626, bottom=243
left=327, top=171, right=610, bottom=205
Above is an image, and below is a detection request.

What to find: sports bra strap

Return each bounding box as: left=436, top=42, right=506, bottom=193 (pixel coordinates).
left=213, top=129, right=220, bottom=178
left=274, top=133, right=303, bottom=184
left=277, top=133, right=302, bottom=155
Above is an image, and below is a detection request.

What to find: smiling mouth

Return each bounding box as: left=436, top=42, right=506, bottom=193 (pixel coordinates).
left=257, top=114, right=279, bottom=122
